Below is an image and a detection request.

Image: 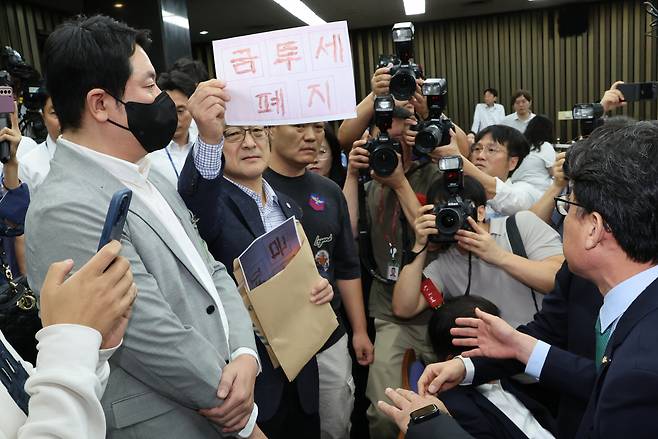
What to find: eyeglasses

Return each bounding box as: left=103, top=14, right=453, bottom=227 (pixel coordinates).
left=554, top=195, right=585, bottom=216
left=223, top=126, right=267, bottom=144
left=316, top=147, right=331, bottom=161
left=471, top=143, right=505, bottom=157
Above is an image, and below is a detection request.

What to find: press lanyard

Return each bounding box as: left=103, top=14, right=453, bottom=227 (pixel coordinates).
left=164, top=147, right=180, bottom=179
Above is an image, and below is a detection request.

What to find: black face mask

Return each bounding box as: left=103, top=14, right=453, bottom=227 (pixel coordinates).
left=106, top=90, right=178, bottom=153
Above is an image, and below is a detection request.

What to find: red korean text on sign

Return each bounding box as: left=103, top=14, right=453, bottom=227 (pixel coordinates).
left=230, top=48, right=259, bottom=75
left=315, top=34, right=344, bottom=63
left=273, top=41, right=302, bottom=71
left=256, top=88, right=286, bottom=116
left=307, top=81, right=331, bottom=110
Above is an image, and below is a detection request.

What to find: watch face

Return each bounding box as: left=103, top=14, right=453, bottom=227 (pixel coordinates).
left=410, top=403, right=439, bottom=423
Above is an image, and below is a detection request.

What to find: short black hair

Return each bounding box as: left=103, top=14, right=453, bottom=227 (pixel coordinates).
left=568, top=119, right=658, bottom=264
left=511, top=89, right=533, bottom=105
left=524, top=115, right=555, bottom=152
left=157, top=70, right=196, bottom=98
left=43, top=15, right=151, bottom=131
left=428, top=295, right=500, bottom=361
left=483, top=88, right=498, bottom=98
left=427, top=175, right=487, bottom=209
left=170, top=57, right=209, bottom=84
left=474, top=124, right=530, bottom=171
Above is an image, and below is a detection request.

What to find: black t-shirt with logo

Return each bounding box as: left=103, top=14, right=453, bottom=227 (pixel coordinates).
left=265, top=168, right=361, bottom=347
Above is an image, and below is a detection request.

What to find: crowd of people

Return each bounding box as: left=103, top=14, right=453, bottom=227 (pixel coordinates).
left=1, top=12, right=657, bottom=439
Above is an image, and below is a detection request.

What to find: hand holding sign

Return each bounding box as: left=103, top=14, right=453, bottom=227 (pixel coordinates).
left=213, top=21, right=357, bottom=126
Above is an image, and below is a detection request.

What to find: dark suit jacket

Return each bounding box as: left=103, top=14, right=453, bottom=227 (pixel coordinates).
left=441, top=378, right=556, bottom=439
left=471, top=262, right=603, bottom=439
left=564, top=276, right=658, bottom=438
left=406, top=415, right=474, bottom=439
left=178, top=152, right=319, bottom=422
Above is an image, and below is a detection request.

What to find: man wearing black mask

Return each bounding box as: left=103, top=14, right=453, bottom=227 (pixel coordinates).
left=25, top=15, right=264, bottom=439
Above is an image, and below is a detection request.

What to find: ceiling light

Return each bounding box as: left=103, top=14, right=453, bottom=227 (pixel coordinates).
left=199, top=30, right=209, bottom=35
left=161, top=9, right=189, bottom=29
left=271, top=0, right=326, bottom=26
left=403, top=0, right=425, bottom=15
left=113, top=3, right=124, bottom=8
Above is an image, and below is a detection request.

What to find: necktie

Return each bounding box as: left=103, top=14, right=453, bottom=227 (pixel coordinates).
left=0, top=337, right=30, bottom=414
left=594, top=316, right=612, bottom=372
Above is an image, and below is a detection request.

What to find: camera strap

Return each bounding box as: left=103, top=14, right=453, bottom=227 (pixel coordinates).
left=464, top=252, right=473, bottom=296
left=357, top=174, right=395, bottom=285
left=505, top=214, right=540, bottom=313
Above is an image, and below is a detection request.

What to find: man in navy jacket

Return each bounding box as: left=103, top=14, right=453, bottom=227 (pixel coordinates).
left=179, top=123, right=333, bottom=439
left=416, top=119, right=658, bottom=439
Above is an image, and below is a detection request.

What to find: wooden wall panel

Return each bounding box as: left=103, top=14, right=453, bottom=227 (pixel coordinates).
left=0, top=0, right=67, bottom=73
left=187, top=0, right=655, bottom=139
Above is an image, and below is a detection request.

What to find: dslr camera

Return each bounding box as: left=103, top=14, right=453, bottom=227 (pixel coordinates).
left=379, top=22, right=422, bottom=101
left=430, top=156, right=477, bottom=244
left=414, top=78, right=454, bottom=156
left=364, top=94, right=401, bottom=177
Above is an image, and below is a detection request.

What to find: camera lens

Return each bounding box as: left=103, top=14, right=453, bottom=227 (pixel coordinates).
left=390, top=69, right=416, bottom=101
left=415, top=125, right=442, bottom=154
left=436, top=208, right=461, bottom=234
left=371, top=146, right=399, bottom=176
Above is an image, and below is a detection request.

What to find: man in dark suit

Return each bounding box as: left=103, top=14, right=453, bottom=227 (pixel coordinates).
left=435, top=119, right=658, bottom=438
left=178, top=123, right=333, bottom=439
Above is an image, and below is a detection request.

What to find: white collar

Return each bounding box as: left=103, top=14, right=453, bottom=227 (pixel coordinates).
left=58, top=136, right=151, bottom=187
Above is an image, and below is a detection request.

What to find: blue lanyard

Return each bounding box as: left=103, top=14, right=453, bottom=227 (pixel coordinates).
left=164, top=147, right=179, bottom=179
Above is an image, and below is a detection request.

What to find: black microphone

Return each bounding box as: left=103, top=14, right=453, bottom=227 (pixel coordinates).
left=0, top=114, right=10, bottom=164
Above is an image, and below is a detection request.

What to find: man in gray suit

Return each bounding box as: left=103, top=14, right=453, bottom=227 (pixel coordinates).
left=25, top=15, right=265, bottom=438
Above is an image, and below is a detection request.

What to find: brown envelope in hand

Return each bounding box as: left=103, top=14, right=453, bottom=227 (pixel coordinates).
left=233, top=221, right=338, bottom=381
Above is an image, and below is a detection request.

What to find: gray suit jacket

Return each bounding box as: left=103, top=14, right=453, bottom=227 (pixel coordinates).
left=25, top=141, right=257, bottom=438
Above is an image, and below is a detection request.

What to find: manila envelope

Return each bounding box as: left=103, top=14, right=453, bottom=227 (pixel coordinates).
left=234, top=221, right=338, bottom=381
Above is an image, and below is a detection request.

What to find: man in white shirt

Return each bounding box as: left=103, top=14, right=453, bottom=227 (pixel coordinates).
left=501, top=90, right=536, bottom=133
left=434, top=125, right=542, bottom=217
left=18, top=94, right=60, bottom=191
left=25, top=14, right=264, bottom=439
left=471, top=88, right=505, bottom=134
left=147, top=70, right=197, bottom=188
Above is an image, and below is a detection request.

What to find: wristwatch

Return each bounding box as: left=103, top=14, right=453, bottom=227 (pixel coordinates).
left=410, top=403, right=442, bottom=424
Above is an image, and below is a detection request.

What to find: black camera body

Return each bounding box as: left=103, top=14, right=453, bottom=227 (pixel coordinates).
left=572, top=103, right=604, bottom=137
left=379, top=22, right=422, bottom=101
left=430, top=156, right=477, bottom=244
left=365, top=95, right=401, bottom=177
left=414, top=78, right=454, bottom=156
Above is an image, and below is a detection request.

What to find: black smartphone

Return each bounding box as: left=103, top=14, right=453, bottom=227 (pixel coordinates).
left=98, top=188, right=133, bottom=251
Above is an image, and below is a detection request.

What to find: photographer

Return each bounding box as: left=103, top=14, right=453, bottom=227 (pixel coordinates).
left=435, top=125, right=542, bottom=217
left=342, top=99, right=439, bottom=438
left=391, top=172, right=563, bottom=329
left=18, top=91, right=61, bottom=191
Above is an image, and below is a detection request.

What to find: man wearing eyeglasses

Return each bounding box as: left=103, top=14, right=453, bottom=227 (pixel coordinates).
left=413, top=118, right=658, bottom=439
left=179, top=122, right=337, bottom=439
left=436, top=125, right=543, bottom=218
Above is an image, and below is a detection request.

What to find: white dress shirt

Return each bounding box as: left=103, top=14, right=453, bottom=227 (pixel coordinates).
left=18, top=135, right=57, bottom=192
left=148, top=125, right=198, bottom=188
left=1, top=325, right=117, bottom=439
left=501, top=112, right=536, bottom=133
left=471, top=103, right=506, bottom=133
left=59, top=137, right=259, bottom=437
left=477, top=380, right=554, bottom=438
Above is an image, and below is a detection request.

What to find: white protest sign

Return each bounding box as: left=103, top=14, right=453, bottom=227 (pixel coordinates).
left=212, top=21, right=357, bottom=126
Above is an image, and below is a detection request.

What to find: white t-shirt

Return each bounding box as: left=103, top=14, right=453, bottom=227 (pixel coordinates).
left=511, top=142, right=556, bottom=193
left=422, top=211, right=563, bottom=327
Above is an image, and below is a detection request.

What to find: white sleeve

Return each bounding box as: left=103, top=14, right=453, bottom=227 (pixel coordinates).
left=488, top=178, right=542, bottom=216
left=17, top=324, right=108, bottom=439
left=471, top=105, right=481, bottom=133
left=538, top=142, right=557, bottom=168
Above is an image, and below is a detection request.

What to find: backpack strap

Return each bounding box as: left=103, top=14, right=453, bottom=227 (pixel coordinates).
left=505, top=214, right=539, bottom=312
